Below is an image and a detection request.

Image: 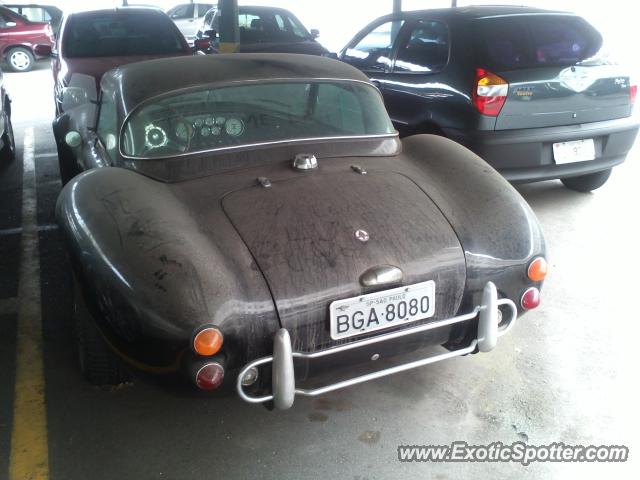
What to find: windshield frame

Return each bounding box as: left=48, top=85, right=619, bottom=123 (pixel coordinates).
left=118, top=78, right=398, bottom=161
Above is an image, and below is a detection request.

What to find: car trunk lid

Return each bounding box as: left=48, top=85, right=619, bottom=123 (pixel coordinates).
left=494, top=65, right=633, bottom=129
left=473, top=13, right=635, bottom=130
left=222, top=169, right=466, bottom=352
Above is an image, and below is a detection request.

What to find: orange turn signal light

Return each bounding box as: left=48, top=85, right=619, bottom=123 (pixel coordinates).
left=193, top=327, right=223, bottom=356
left=527, top=257, right=548, bottom=282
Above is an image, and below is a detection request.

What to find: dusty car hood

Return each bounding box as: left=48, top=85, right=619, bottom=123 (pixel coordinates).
left=222, top=170, right=466, bottom=351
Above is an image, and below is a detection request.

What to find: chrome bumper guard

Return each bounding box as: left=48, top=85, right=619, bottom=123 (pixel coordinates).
left=237, top=282, right=517, bottom=410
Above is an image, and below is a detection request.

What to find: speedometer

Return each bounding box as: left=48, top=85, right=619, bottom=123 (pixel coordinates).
left=225, top=118, right=244, bottom=137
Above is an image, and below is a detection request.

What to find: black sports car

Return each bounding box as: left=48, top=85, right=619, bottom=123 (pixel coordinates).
left=53, top=54, right=546, bottom=409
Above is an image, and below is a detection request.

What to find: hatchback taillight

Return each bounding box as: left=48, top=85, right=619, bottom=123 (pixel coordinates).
left=473, top=68, right=508, bottom=116
left=630, top=84, right=637, bottom=106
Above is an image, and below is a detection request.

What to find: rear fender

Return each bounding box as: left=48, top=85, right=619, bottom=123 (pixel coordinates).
left=56, top=167, right=280, bottom=372
left=402, top=134, right=546, bottom=316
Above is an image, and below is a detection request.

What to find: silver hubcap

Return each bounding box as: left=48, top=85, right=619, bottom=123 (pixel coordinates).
left=10, top=51, right=30, bottom=70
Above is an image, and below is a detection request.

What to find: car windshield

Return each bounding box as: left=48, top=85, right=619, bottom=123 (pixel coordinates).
left=63, top=12, right=185, bottom=58
left=121, top=81, right=395, bottom=158
left=207, top=9, right=312, bottom=43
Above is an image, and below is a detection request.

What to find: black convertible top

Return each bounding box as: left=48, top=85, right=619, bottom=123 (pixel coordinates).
left=101, top=53, right=372, bottom=114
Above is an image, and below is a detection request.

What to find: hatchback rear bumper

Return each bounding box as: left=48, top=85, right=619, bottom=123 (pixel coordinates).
left=445, top=116, right=640, bottom=183
left=237, top=282, right=517, bottom=410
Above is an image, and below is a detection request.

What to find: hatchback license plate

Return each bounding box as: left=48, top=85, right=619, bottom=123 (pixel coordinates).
left=553, top=139, right=595, bottom=164
left=329, top=280, right=436, bottom=340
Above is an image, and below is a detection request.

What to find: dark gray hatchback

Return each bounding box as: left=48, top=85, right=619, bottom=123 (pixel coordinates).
left=340, top=6, right=638, bottom=191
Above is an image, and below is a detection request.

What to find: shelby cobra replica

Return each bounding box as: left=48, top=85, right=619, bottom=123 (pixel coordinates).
left=54, top=54, right=546, bottom=409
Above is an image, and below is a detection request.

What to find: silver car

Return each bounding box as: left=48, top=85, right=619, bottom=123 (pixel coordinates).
left=166, top=2, right=214, bottom=45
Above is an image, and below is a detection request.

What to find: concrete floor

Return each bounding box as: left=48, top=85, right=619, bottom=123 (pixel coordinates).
left=1, top=62, right=638, bottom=480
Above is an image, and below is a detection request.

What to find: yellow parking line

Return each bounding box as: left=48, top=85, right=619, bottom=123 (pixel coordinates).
left=9, top=127, right=49, bottom=480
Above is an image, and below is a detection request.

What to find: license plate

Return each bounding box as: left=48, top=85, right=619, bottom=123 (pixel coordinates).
left=552, top=139, right=595, bottom=164
left=329, top=281, right=436, bottom=340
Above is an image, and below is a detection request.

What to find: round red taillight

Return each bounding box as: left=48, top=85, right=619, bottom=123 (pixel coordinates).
left=521, top=287, right=541, bottom=310
left=193, top=327, right=223, bottom=356
left=195, top=363, right=225, bottom=391
left=527, top=257, right=548, bottom=282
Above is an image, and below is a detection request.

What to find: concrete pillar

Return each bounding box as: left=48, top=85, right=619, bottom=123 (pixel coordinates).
left=218, top=0, right=239, bottom=53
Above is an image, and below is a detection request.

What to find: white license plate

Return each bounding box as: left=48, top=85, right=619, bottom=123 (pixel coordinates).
left=552, top=139, right=595, bottom=164
left=329, top=280, right=436, bottom=340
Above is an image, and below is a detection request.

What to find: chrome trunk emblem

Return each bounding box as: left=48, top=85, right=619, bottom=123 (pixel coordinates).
left=355, top=229, right=369, bottom=242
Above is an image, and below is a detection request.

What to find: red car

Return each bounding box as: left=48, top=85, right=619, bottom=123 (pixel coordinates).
left=0, top=5, right=53, bottom=72
left=35, top=7, right=192, bottom=115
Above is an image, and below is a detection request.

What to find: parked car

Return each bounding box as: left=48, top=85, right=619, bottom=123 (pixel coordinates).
left=34, top=7, right=191, bottom=116
left=0, top=67, right=14, bottom=161
left=166, top=2, right=214, bottom=45
left=53, top=53, right=546, bottom=408
left=194, top=5, right=327, bottom=55
left=2, top=4, right=62, bottom=35
left=0, top=5, right=53, bottom=72
left=340, top=6, right=639, bottom=192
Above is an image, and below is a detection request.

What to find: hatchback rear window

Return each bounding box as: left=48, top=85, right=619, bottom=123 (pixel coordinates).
left=63, top=12, right=185, bottom=58
left=475, top=15, right=603, bottom=70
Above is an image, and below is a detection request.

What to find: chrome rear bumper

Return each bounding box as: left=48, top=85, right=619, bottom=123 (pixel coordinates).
left=237, top=282, right=517, bottom=410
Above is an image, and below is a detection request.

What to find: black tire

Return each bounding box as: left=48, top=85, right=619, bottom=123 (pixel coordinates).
left=6, top=47, right=34, bottom=73
left=0, top=111, right=15, bottom=162
left=561, top=169, right=612, bottom=192
left=73, top=279, right=131, bottom=386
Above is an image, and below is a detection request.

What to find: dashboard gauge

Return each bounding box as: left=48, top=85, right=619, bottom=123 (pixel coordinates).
left=205, top=116, right=215, bottom=126
left=194, top=118, right=204, bottom=127
left=216, top=116, right=226, bottom=126
left=144, top=123, right=168, bottom=149
left=175, top=122, right=192, bottom=141
left=200, top=127, right=211, bottom=137
left=225, top=118, right=244, bottom=137
left=211, top=126, right=221, bottom=136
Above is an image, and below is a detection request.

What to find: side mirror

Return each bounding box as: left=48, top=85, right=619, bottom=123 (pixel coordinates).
left=194, top=38, right=211, bottom=51
left=63, top=73, right=97, bottom=111
left=64, top=131, right=82, bottom=148
left=5, top=21, right=17, bottom=28
left=61, top=87, right=91, bottom=111
left=204, top=29, right=217, bottom=39
left=34, top=44, right=53, bottom=57
left=310, top=29, right=320, bottom=40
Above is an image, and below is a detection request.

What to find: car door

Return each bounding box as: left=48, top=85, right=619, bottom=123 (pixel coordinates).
left=340, top=18, right=407, bottom=91
left=381, top=19, right=455, bottom=134
left=0, top=12, right=18, bottom=51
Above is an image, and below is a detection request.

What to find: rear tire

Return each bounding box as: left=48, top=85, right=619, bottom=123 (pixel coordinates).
left=73, top=279, right=131, bottom=386
left=561, top=169, right=612, bottom=192
left=6, top=47, right=34, bottom=72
